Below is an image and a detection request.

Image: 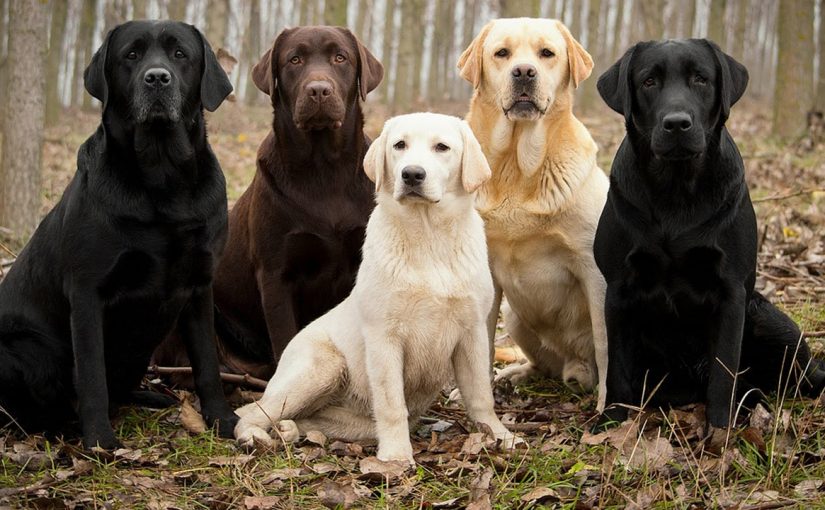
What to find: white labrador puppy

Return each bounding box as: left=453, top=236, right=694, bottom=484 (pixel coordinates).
left=234, top=113, right=520, bottom=464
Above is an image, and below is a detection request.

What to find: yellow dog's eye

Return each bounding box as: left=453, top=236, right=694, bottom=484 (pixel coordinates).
left=335, top=54, right=346, bottom=63
left=290, top=56, right=301, bottom=65
left=393, top=140, right=406, bottom=150
left=540, top=48, right=554, bottom=58
left=495, top=48, right=509, bottom=58
left=434, top=143, right=450, bottom=152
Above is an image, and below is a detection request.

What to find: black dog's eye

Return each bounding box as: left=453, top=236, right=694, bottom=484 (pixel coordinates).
left=174, top=49, right=186, bottom=59
left=290, top=56, right=301, bottom=65
left=693, top=74, right=707, bottom=85
left=540, top=48, right=554, bottom=58
left=393, top=140, right=406, bottom=150
left=642, top=77, right=656, bottom=88
left=335, top=54, right=346, bottom=63
left=434, top=143, right=450, bottom=152
left=495, top=48, right=509, bottom=58
left=126, top=51, right=138, bottom=60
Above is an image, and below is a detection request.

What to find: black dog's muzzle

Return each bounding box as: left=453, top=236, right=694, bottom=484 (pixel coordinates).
left=134, top=65, right=182, bottom=124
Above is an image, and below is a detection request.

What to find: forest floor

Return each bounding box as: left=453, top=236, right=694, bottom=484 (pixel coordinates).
left=1, top=100, right=825, bottom=509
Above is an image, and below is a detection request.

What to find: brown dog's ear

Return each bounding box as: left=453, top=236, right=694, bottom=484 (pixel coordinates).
left=363, top=125, right=388, bottom=192
left=556, top=21, right=593, bottom=89
left=459, top=120, right=491, bottom=193
left=252, top=47, right=274, bottom=96
left=340, top=28, right=384, bottom=101
left=458, top=21, right=493, bottom=89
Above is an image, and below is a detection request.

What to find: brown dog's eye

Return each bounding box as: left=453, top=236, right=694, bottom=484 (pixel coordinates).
left=335, top=54, right=346, bottom=63
left=540, top=48, right=554, bottom=58
left=495, top=48, right=509, bottom=58
left=643, top=77, right=656, bottom=88
left=174, top=49, right=186, bottom=59
left=434, top=143, right=450, bottom=152
left=126, top=51, right=138, bottom=60
left=290, top=56, right=301, bottom=65
left=393, top=140, right=406, bottom=150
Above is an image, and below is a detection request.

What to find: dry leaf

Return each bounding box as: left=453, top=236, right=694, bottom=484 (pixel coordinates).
left=305, top=430, right=327, bottom=447
left=208, top=455, right=253, bottom=467
left=520, top=487, right=559, bottom=504
left=358, top=456, right=410, bottom=482
left=317, top=479, right=362, bottom=509
left=467, top=468, right=494, bottom=510
left=794, top=479, right=824, bottom=498
left=179, top=398, right=207, bottom=434
left=244, top=496, right=280, bottom=510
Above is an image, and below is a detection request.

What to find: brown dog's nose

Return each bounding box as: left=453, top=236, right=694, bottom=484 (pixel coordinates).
left=512, top=64, right=537, bottom=80
left=306, top=81, right=333, bottom=101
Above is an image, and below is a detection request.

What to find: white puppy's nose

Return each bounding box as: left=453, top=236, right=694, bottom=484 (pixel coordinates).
left=401, top=165, right=426, bottom=186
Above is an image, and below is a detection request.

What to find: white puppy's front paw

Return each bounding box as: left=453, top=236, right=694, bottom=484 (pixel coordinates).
left=377, top=441, right=415, bottom=466
left=495, top=362, right=538, bottom=385
left=447, top=387, right=464, bottom=403
left=235, top=421, right=273, bottom=447
left=275, top=420, right=301, bottom=443
left=498, top=431, right=526, bottom=450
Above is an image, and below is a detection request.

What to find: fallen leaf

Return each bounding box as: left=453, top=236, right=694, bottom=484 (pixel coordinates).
left=305, top=430, right=327, bottom=447
left=244, top=496, right=280, bottom=510
left=581, top=420, right=639, bottom=450
left=795, top=479, right=824, bottom=498
left=621, top=437, right=674, bottom=470
left=520, top=487, right=559, bottom=504
left=329, top=441, right=364, bottom=457
left=461, top=432, right=496, bottom=455
left=180, top=398, right=207, bottom=434
left=467, top=468, right=494, bottom=510
left=317, top=479, right=362, bottom=509
left=749, top=403, right=773, bottom=435
left=358, top=456, right=410, bottom=482
left=208, top=455, right=253, bottom=467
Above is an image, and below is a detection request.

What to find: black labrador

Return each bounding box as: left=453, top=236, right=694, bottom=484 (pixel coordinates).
left=0, top=20, right=237, bottom=449
left=594, top=39, right=825, bottom=430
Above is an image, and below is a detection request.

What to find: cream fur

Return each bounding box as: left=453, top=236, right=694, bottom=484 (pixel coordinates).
left=234, top=113, right=520, bottom=464
left=459, top=18, right=609, bottom=411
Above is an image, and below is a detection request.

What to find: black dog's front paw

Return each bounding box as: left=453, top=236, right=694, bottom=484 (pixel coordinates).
left=203, top=409, right=239, bottom=439
left=82, top=428, right=122, bottom=451
left=590, top=407, right=628, bottom=434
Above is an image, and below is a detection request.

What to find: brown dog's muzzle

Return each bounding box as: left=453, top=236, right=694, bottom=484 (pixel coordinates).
left=293, top=76, right=346, bottom=131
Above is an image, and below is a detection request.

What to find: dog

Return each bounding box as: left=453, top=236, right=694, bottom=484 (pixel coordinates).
left=153, top=27, right=384, bottom=379
left=458, top=18, right=609, bottom=410
left=0, top=21, right=237, bottom=449
left=594, top=39, right=825, bottom=430
left=233, top=113, right=520, bottom=464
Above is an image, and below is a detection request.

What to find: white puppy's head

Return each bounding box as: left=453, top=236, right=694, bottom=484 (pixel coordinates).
left=363, top=113, right=491, bottom=204
left=458, top=18, right=593, bottom=122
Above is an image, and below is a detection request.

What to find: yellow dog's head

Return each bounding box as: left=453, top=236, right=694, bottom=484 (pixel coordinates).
left=458, top=18, right=593, bottom=121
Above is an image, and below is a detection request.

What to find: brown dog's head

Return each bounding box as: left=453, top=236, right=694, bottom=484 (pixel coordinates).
left=252, top=26, right=383, bottom=131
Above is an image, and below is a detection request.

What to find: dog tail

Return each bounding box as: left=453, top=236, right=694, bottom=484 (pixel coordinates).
left=742, top=292, right=825, bottom=398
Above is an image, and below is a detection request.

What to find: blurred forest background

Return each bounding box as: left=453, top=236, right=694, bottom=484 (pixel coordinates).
left=0, top=0, right=823, bottom=241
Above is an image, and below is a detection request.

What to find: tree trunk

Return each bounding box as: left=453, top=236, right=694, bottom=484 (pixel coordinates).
left=133, top=0, right=148, bottom=19
left=379, top=0, right=396, bottom=103
left=392, top=0, right=422, bottom=111
left=1, top=0, right=49, bottom=242
left=581, top=0, right=601, bottom=111
left=773, top=0, right=815, bottom=138
left=816, top=0, right=825, bottom=110
left=354, top=0, right=369, bottom=39
left=638, top=0, right=664, bottom=40
left=707, top=0, right=726, bottom=47
left=324, top=0, right=347, bottom=25
left=45, top=0, right=69, bottom=126
left=76, top=0, right=96, bottom=109
left=728, top=0, right=747, bottom=61
left=500, top=0, right=540, bottom=17
left=0, top=0, right=7, bottom=126
left=206, top=0, right=229, bottom=51
left=244, top=0, right=261, bottom=104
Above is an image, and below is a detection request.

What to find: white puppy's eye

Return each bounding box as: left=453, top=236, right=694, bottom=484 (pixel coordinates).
left=393, top=140, right=406, bottom=150
left=434, top=143, right=450, bottom=152
left=540, top=48, right=554, bottom=58
left=495, top=48, right=509, bottom=58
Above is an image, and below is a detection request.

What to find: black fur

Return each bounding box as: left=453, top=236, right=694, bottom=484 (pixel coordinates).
left=0, top=20, right=237, bottom=449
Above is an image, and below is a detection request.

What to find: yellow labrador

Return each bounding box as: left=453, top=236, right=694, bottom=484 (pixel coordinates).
left=234, top=113, right=520, bottom=464
left=458, top=18, right=608, bottom=411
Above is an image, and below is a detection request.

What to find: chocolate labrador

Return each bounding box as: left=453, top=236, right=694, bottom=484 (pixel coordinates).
left=593, top=39, right=825, bottom=430
left=0, top=21, right=237, bottom=449
left=155, top=26, right=383, bottom=377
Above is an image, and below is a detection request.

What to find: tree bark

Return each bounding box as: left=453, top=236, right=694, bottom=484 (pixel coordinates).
left=816, top=0, right=825, bottom=110
left=1, top=0, right=49, bottom=242
left=773, top=0, right=815, bottom=138
left=324, top=0, right=348, bottom=25
left=707, top=0, right=726, bottom=47
left=500, top=0, right=540, bottom=17
left=46, top=0, right=69, bottom=126
left=206, top=0, right=229, bottom=51
left=581, top=0, right=601, bottom=111
left=76, top=0, right=96, bottom=109
left=638, top=0, right=664, bottom=40
left=729, top=0, right=747, bottom=61
left=0, top=0, right=7, bottom=126
left=392, top=0, right=422, bottom=111
left=379, top=0, right=396, bottom=103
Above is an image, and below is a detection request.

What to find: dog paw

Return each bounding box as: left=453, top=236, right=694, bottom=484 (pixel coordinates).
left=203, top=409, right=239, bottom=439
left=235, top=422, right=273, bottom=447
left=82, top=430, right=121, bottom=451
left=447, top=387, right=464, bottom=403
left=377, top=442, right=415, bottom=466
left=495, top=362, right=538, bottom=385
left=275, top=420, right=301, bottom=443
left=498, top=432, right=526, bottom=450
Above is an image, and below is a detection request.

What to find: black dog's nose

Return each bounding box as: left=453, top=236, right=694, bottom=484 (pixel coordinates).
left=511, top=64, right=537, bottom=80
left=144, top=68, right=171, bottom=87
left=662, top=112, right=693, bottom=132
left=306, top=81, right=333, bottom=100
left=401, top=165, right=426, bottom=186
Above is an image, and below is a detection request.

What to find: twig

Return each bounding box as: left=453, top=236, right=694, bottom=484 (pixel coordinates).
left=147, top=365, right=268, bottom=390
left=0, top=240, right=16, bottom=259
left=753, top=188, right=825, bottom=203
left=805, top=331, right=825, bottom=338
left=0, top=476, right=58, bottom=497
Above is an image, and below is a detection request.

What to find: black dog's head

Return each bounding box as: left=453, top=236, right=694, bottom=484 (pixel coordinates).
left=598, top=39, right=748, bottom=161
left=251, top=26, right=383, bottom=131
left=84, top=20, right=232, bottom=126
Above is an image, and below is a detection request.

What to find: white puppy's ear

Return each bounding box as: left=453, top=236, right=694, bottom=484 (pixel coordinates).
left=363, top=128, right=387, bottom=191
left=459, top=121, right=491, bottom=193
left=457, top=21, right=493, bottom=89
left=556, top=20, right=593, bottom=89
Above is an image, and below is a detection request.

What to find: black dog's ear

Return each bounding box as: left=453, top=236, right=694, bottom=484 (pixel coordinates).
left=340, top=28, right=383, bottom=101
left=703, top=39, right=748, bottom=119
left=84, top=26, right=119, bottom=106
left=597, top=44, right=637, bottom=118
left=193, top=26, right=233, bottom=112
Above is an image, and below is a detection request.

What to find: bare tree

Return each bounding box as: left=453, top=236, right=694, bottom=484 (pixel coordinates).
left=773, top=0, right=815, bottom=138
left=707, top=0, right=726, bottom=45
left=638, top=0, right=664, bottom=40
left=0, top=0, right=49, bottom=241
left=325, top=0, right=348, bottom=25
left=500, top=0, right=540, bottom=17
left=816, top=0, right=825, bottom=110
left=46, top=0, right=68, bottom=126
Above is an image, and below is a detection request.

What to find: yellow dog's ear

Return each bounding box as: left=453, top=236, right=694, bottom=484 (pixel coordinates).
left=556, top=21, right=593, bottom=89
left=458, top=22, right=493, bottom=89
left=459, top=120, right=491, bottom=193
left=363, top=124, right=388, bottom=192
